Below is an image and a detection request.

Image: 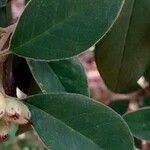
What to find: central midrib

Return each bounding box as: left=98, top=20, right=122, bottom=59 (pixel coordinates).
left=115, top=0, right=136, bottom=91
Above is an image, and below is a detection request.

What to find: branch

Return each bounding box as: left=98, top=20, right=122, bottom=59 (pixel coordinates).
left=111, top=84, right=150, bottom=102
left=0, top=23, right=17, bottom=52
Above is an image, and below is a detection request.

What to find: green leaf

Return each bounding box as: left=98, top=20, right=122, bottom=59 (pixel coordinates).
left=25, top=0, right=30, bottom=4
left=143, top=96, right=150, bottom=107
left=95, top=0, right=150, bottom=93
left=27, top=58, right=89, bottom=96
left=10, top=0, right=124, bottom=61
left=5, top=55, right=40, bottom=96
left=0, top=0, right=8, bottom=27
left=0, top=0, right=7, bottom=8
left=27, top=60, right=65, bottom=93
left=144, top=64, right=150, bottom=82
left=123, top=107, right=150, bottom=140
left=26, top=93, right=134, bottom=150
left=0, top=7, right=7, bottom=27
left=11, top=56, right=34, bottom=94
left=109, top=100, right=129, bottom=115
left=49, top=58, right=89, bottom=95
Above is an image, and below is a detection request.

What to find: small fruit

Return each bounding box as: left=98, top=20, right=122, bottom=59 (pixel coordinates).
left=0, top=120, right=9, bottom=142
left=0, top=93, right=6, bottom=119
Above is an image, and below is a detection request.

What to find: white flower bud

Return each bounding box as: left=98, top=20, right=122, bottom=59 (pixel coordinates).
left=16, top=102, right=31, bottom=124
left=0, top=93, right=6, bottom=119
left=5, top=97, right=21, bottom=121
left=4, top=97, right=31, bottom=124
left=0, top=120, right=9, bottom=142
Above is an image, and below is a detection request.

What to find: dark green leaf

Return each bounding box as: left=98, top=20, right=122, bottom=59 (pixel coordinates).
left=0, top=0, right=7, bottom=8
left=124, top=107, right=150, bottom=140
left=95, top=0, right=150, bottom=93
left=25, top=0, right=30, bottom=4
left=109, top=100, right=129, bottom=115
left=26, top=93, right=134, bottom=150
left=11, top=0, right=124, bottom=60
left=27, top=60, right=65, bottom=93
left=0, top=7, right=7, bottom=27
left=142, top=96, right=150, bottom=107
left=5, top=55, right=40, bottom=96
left=144, top=64, right=150, bottom=82
left=11, top=56, right=34, bottom=94
left=49, top=58, right=89, bottom=95
left=27, top=58, right=89, bottom=96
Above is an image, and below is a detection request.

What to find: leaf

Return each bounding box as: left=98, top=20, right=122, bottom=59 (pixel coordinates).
left=109, top=100, right=129, bottom=115
left=10, top=0, right=124, bottom=61
left=123, top=107, right=150, bottom=140
left=4, top=55, right=40, bottom=96
left=27, top=60, right=65, bottom=93
left=0, top=7, right=7, bottom=27
left=27, top=58, right=89, bottom=96
left=25, top=93, right=134, bottom=150
left=95, top=0, right=150, bottom=93
left=25, top=0, right=30, bottom=4
left=49, top=58, right=89, bottom=96
left=143, top=96, right=150, bottom=107
left=0, top=0, right=7, bottom=8
left=144, top=64, right=150, bottom=82
left=12, top=56, right=34, bottom=94
left=16, top=57, right=88, bottom=135
left=0, top=0, right=8, bottom=27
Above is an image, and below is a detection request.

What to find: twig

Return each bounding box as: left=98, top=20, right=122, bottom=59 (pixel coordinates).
left=0, top=23, right=17, bottom=52
left=4, top=23, right=17, bottom=33
left=0, top=32, right=11, bottom=51
left=0, top=49, right=11, bottom=56
left=111, top=84, right=150, bottom=102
